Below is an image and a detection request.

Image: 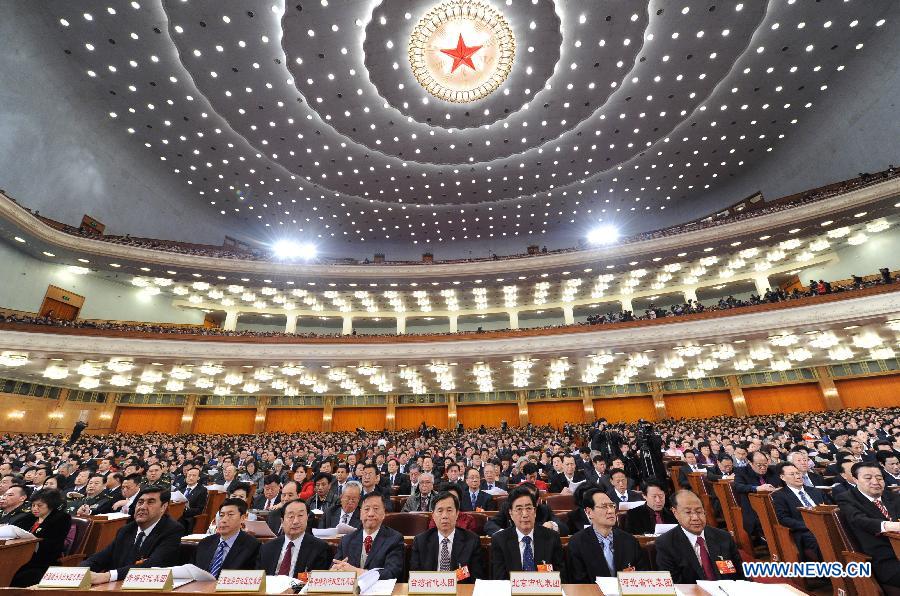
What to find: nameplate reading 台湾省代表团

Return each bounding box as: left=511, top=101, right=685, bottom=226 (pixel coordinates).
left=408, top=571, right=458, bottom=594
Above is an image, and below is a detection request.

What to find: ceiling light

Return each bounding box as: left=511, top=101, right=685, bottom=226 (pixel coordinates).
left=79, top=377, right=101, bottom=390
left=0, top=352, right=29, bottom=367
left=587, top=224, right=619, bottom=245
left=43, top=365, right=69, bottom=380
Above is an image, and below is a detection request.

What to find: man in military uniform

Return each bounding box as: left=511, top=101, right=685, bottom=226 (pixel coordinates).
left=144, top=463, right=171, bottom=491
left=0, top=485, right=33, bottom=529
left=68, top=474, right=113, bottom=516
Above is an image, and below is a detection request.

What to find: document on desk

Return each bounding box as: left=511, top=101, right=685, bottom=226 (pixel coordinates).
left=361, top=579, right=396, bottom=596
left=311, top=527, right=338, bottom=538
left=0, top=526, right=35, bottom=540
left=696, top=580, right=796, bottom=595
left=336, top=522, right=358, bottom=535
left=473, top=579, right=511, bottom=596
left=595, top=577, right=620, bottom=595
left=617, top=500, right=646, bottom=511
left=171, top=564, right=216, bottom=581
left=265, top=575, right=298, bottom=595
left=103, top=512, right=131, bottom=520
left=485, top=486, right=509, bottom=496
left=182, top=533, right=210, bottom=541
left=170, top=490, right=188, bottom=504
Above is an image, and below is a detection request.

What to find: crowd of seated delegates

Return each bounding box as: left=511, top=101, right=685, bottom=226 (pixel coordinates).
left=1, top=268, right=897, bottom=341
left=10, top=165, right=897, bottom=267
left=2, top=407, right=900, bottom=588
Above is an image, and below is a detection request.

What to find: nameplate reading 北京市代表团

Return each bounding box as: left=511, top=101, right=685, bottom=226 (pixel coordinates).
left=408, top=571, right=458, bottom=594
left=215, top=569, right=266, bottom=592
left=306, top=571, right=358, bottom=594
left=38, top=567, right=91, bottom=589
left=509, top=571, right=562, bottom=595
left=121, top=568, right=174, bottom=591
left=617, top=571, right=677, bottom=595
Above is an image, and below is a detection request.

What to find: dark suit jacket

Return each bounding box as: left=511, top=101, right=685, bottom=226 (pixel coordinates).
left=567, top=526, right=649, bottom=582
left=409, top=527, right=485, bottom=582
left=385, top=473, right=411, bottom=496
left=10, top=509, right=72, bottom=587
left=655, top=526, right=744, bottom=584
left=83, top=514, right=185, bottom=577
left=484, top=502, right=567, bottom=535
left=802, top=471, right=827, bottom=488
left=733, top=466, right=778, bottom=495
left=624, top=504, right=677, bottom=535
left=679, top=467, right=722, bottom=490
left=257, top=534, right=332, bottom=576
left=549, top=472, right=586, bottom=494
left=490, top=525, right=565, bottom=580
left=480, top=479, right=508, bottom=492
left=460, top=489, right=496, bottom=512
left=583, top=470, right=613, bottom=493
left=193, top=531, right=260, bottom=576
left=771, top=486, right=828, bottom=533
left=606, top=489, right=643, bottom=504
left=836, top=488, right=900, bottom=586
left=320, top=504, right=362, bottom=529
left=252, top=494, right=280, bottom=510
left=182, top=485, right=208, bottom=529
left=334, top=526, right=405, bottom=579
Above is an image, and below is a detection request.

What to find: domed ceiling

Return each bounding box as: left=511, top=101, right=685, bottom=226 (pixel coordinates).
left=39, top=0, right=894, bottom=252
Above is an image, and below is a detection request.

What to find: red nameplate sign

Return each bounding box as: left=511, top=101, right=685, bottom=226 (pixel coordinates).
left=617, top=571, right=676, bottom=595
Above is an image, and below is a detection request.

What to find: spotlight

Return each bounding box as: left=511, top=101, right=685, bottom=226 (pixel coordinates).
left=587, top=225, right=620, bottom=245
left=272, top=240, right=317, bottom=261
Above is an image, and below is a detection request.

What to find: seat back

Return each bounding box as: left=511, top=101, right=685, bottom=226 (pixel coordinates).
left=381, top=512, right=431, bottom=537
left=467, top=511, right=489, bottom=536
left=748, top=491, right=799, bottom=563
left=687, top=472, right=718, bottom=527
left=711, top=480, right=754, bottom=555
left=390, top=496, right=407, bottom=511
left=545, top=494, right=575, bottom=512
left=668, top=464, right=683, bottom=494
left=66, top=516, right=92, bottom=556
left=167, top=501, right=186, bottom=521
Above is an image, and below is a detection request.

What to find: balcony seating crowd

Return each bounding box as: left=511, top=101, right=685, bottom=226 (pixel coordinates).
left=7, top=165, right=897, bottom=267
left=2, top=406, right=900, bottom=590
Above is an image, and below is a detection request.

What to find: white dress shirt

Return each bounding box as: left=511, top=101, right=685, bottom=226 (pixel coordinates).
left=277, top=534, right=305, bottom=575
left=435, top=529, right=455, bottom=567
left=109, top=518, right=162, bottom=582
left=680, top=527, right=708, bottom=569
left=515, top=528, right=535, bottom=566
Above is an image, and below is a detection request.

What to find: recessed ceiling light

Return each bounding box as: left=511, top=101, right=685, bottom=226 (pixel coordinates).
left=13, top=236, right=25, bottom=243
left=42, top=251, right=55, bottom=257
left=109, top=263, right=121, bottom=268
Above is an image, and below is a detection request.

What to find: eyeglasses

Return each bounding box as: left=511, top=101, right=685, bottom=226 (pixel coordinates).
left=512, top=506, right=535, bottom=514
left=592, top=503, right=618, bottom=510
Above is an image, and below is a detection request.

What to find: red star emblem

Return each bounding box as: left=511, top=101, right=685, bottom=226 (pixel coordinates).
left=440, top=33, right=482, bottom=73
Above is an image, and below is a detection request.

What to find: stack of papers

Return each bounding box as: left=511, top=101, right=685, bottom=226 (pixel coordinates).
left=485, top=486, right=509, bottom=496
left=103, top=512, right=130, bottom=520
left=171, top=564, right=215, bottom=582
left=595, top=577, right=620, bottom=595
left=473, top=580, right=511, bottom=596
left=618, top=500, right=646, bottom=511
left=0, top=526, right=35, bottom=540
left=265, top=576, right=300, bottom=595
left=311, top=527, right=337, bottom=538
left=696, top=581, right=797, bottom=595
left=358, top=570, right=395, bottom=596
left=181, top=534, right=209, bottom=541
left=170, top=490, right=188, bottom=504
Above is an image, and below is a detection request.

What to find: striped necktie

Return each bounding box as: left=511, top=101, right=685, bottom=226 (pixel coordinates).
left=209, top=540, right=227, bottom=577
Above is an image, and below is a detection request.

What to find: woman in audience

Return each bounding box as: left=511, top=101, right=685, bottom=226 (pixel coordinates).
left=11, top=489, right=72, bottom=587
left=240, top=459, right=264, bottom=495
left=292, top=465, right=315, bottom=500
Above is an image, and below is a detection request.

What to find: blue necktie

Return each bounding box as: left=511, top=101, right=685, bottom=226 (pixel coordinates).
left=471, top=492, right=478, bottom=508
left=797, top=490, right=814, bottom=507
left=599, top=533, right=614, bottom=574
left=522, top=536, right=536, bottom=571
left=185, top=486, right=193, bottom=499
left=210, top=540, right=228, bottom=577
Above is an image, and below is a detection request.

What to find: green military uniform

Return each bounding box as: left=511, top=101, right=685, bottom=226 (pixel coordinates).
left=0, top=502, right=34, bottom=530
left=143, top=474, right=172, bottom=491
left=67, top=493, right=113, bottom=516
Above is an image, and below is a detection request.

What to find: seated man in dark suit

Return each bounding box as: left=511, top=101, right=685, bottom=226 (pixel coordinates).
left=732, top=451, right=778, bottom=541
left=786, top=449, right=826, bottom=488
left=835, top=462, right=900, bottom=588
left=384, top=459, right=411, bottom=495
left=307, top=472, right=336, bottom=512
left=605, top=468, right=643, bottom=504
left=877, top=451, right=900, bottom=487
left=490, top=486, right=565, bottom=579
left=678, top=451, right=722, bottom=490
left=320, top=481, right=362, bottom=529
left=655, top=490, right=744, bottom=584
left=83, top=487, right=185, bottom=584
left=409, top=490, right=485, bottom=582
left=193, top=498, right=260, bottom=576
left=584, top=456, right=612, bottom=493
left=180, top=466, right=208, bottom=532
left=461, top=467, right=496, bottom=512
left=830, top=458, right=858, bottom=497
left=252, top=474, right=281, bottom=511
left=258, top=499, right=332, bottom=576
left=480, top=463, right=507, bottom=492
left=771, top=462, right=829, bottom=561
left=567, top=487, right=649, bottom=582
left=331, top=492, right=404, bottom=579
left=359, top=463, right=393, bottom=512
left=548, top=455, right=586, bottom=494
left=624, top=480, right=677, bottom=535
left=484, top=481, right=566, bottom=535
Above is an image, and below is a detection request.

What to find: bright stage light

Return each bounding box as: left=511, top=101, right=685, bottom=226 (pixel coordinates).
left=587, top=225, right=620, bottom=245
left=272, top=240, right=317, bottom=260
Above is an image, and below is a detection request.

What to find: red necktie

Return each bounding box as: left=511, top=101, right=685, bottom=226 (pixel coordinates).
left=655, top=511, right=663, bottom=524
left=364, top=535, right=373, bottom=554
left=758, top=475, right=766, bottom=486
left=875, top=498, right=891, bottom=519
left=695, top=536, right=717, bottom=581
left=277, top=541, right=294, bottom=576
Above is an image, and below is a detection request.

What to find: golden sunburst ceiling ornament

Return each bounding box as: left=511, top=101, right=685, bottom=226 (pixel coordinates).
left=408, top=0, right=515, bottom=103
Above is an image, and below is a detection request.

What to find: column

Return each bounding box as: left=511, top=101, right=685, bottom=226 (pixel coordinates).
left=753, top=275, right=771, bottom=296
left=562, top=304, right=575, bottom=325
left=341, top=315, right=353, bottom=335
left=254, top=396, right=268, bottom=433
left=385, top=395, right=396, bottom=431
left=620, top=297, right=633, bottom=313
left=508, top=310, right=519, bottom=330
left=284, top=313, right=298, bottom=334
left=516, top=390, right=529, bottom=426
left=815, top=366, right=844, bottom=410
left=180, top=395, right=198, bottom=433
left=726, top=375, right=749, bottom=417
left=396, top=316, right=406, bottom=335
left=55, top=387, right=70, bottom=409
left=683, top=287, right=698, bottom=303
left=322, top=396, right=334, bottom=432
left=448, top=314, right=458, bottom=333
left=651, top=382, right=668, bottom=420
left=223, top=310, right=239, bottom=331
left=580, top=386, right=595, bottom=423
left=447, top=393, right=458, bottom=430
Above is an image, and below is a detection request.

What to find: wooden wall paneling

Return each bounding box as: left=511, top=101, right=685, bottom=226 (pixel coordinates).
left=395, top=406, right=448, bottom=429
left=592, top=396, right=658, bottom=423
left=192, top=408, right=256, bottom=434
left=743, top=384, right=825, bottom=416
left=834, top=375, right=900, bottom=408
left=332, top=407, right=387, bottom=432
left=456, top=403, right=520, bottom=428
left=528, top=400, right=585, bottom=428
left=664, top=391, right=735, bottom=419
left=264, top=409, right=324, bottom=432
left=116, top=407, right=183, bottom=434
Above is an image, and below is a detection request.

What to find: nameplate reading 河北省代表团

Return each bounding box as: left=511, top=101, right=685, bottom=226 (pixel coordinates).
left=617, top=571, right=677, bottom=595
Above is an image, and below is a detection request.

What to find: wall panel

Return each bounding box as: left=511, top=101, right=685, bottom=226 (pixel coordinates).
left=665, top=391, right=735, bottom=419
left=396, top=406, right=448, bottom=430
left=192, top=408, right=256, bottom=434
left=116, top=407, right=182, bottom=434
left=457, top=404, right=519, bottom=428
left=529, top=401, right=584, bottom=428
left=264, top=409, right=323, bottom=432
left=593, top=397, right=657, bottom=423
left=744, top=384, right=825, bottom=416
left=835, top=375, right=900, bottom=409
left=332, top=407, right=386, bottom=432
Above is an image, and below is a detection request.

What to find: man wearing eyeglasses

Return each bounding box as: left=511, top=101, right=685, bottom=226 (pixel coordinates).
left=567, top=488, right=648, bottom=582
left=490, top=486, right=565, bottom=580
left=771, top=462, right=829, bottom=561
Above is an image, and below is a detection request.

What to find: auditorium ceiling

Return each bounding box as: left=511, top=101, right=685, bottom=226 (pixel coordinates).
left=35, top=0, right=896, bottom=253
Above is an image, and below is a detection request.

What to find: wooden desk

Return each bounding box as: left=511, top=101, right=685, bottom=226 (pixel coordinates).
left=884, top=531, right=900, bottom=560
left=82, top=516, right=129, bottom=556
left=0, top=581, right=808, bottom=596
left=0, top=538, right=40, bottom=587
